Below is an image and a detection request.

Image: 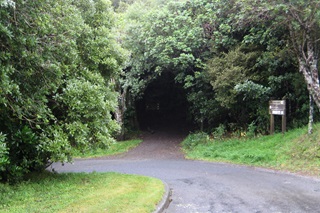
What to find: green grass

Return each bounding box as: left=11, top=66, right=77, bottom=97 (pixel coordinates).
left=0, top=172, right=164, bottom=213
left=73, top=139, right=142, bottom=158
left=0, top=139, right=161, bottom=212
left=182, top=124, right=320, bottom=177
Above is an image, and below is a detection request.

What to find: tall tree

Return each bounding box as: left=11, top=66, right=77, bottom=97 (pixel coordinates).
left=0, top=0, right=122, bottom=182
left=235, top=0, right=320, bottom=133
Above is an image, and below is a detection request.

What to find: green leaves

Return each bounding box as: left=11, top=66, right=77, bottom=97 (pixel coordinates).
left=0, top=0, right=122, bottom=182
left=121, top=0, right=209, bottom=96
left=56, top=72, right=119, bottom=147
left=0, top=133, right=9, bottom=175
left=235, top=80, right=271, bottom=101
left=207, top=47, right=254, bottom=108
left=0, top=0, right=15, bottom=8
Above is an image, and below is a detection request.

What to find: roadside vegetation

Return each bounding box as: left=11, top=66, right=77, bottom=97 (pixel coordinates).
left=73, top=139, right=142, bottom=158
left=182, top=123, right=320, bottom=177
left=0, top=172, right=164, bottom=213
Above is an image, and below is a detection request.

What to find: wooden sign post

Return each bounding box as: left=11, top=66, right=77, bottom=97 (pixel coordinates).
left=269, top=100, right=286, bottom=134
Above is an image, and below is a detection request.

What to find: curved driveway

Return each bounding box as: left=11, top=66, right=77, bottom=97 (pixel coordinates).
left=51, top=130, right=320, bottom=213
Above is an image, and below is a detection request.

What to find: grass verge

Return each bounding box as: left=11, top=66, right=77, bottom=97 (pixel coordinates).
left=0, top=172, right=164, bottom=213
left=73, top=139, right=142, bottom=158
left=182, top=124, right=320, bottom=177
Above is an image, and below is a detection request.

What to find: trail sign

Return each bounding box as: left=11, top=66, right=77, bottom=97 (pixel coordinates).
left=269, top=100, right=286, bottom=115
left=269, top=100, right=286, bottom=134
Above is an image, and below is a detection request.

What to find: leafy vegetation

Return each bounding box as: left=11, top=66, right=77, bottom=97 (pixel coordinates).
left=119, top=0, right=319, bottom=133
left=0, top=172, right=164, bottom=213
left=182, top=124, right=320, bottom=177
left=0, top=0, right=123, bottom=182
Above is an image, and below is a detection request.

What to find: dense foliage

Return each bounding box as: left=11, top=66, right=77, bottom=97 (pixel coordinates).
left=0, top=0, right=122, bottom=182
left=119, top=0, right=319, bottom=133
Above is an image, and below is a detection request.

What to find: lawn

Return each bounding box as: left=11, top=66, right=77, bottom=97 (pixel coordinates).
left=0, top=172, right=164, bottom=213
left=0, top=139, right=164, bottom=213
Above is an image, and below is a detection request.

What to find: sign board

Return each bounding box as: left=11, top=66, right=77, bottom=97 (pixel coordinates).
left=269, top=100, right=286, bottom=115
left=269, top=100, right=286, bottom=134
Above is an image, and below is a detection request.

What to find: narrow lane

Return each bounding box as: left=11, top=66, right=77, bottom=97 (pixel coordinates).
left=51, top=131, right=320, bottom=213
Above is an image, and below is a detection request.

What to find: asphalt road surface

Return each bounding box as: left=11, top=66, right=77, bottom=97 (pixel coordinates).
left=51, top=130, right=320, bottom=213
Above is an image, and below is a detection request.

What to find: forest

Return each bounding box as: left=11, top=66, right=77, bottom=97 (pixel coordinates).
left=0, top=0, right=319, bottom=182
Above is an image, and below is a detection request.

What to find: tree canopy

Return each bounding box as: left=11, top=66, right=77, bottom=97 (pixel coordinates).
left=119, top=0, right=319, bottom=132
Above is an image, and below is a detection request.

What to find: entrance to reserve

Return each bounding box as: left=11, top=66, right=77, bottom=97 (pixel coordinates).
left=136, top=72, right=189, bottom=132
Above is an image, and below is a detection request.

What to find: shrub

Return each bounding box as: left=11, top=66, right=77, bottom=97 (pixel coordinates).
left=0, top=133, right=9, bottom=177
left=182, top=132, right=209, bottom=150
left=213, top=124, right=226, bottom=140
left=1, top=126, right=51, bottom=183
left=246, top=122, right=257, bottom=138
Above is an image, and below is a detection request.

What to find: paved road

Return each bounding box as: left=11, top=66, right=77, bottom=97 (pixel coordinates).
left=51, top=130, right=320, bottom=213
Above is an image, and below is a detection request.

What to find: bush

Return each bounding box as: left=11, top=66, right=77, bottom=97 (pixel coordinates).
left=55, top=72, right=120, bottom=150
left=212, top=124, right=226, bottom=140
left=182, top=132, right=209, bottom=150
left=0, top=133, right=9, bottom=176
left=1, top=126, right=51, bottom=183
left=246, top=122, right=257, bottom=138
left=0, top=0, right=122, bottom=182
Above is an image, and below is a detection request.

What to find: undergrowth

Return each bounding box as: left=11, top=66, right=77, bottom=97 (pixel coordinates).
left=182, top=124, right=320, bottom=177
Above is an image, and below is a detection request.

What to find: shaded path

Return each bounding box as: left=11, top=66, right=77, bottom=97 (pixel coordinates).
left=106, top=129, right=186, bottom=160
left=52, top=130, right=320, bottom=213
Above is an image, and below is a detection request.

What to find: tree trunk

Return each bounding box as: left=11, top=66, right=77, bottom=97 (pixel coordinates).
left=308, top=95, right=314, bottom=135
left=293, top=24, right=320, bottom=132
left=297, top=52, right=319, bottom=135
left=307, top=34, right=320, bottom=109
left=298, top=56, right=320, bottom=110
left=115, top=87, right=127, bottom=141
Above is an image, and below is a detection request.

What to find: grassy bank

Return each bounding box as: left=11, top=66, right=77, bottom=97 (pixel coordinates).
left=182, top=124, right=320, bottom=177
left=0, top=172, right=164, bottom=213
left=73, top=139, right=142, bottom=159
left=0, top=139, right=162, bottom=212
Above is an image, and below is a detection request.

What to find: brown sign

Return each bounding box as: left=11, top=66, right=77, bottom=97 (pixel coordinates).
left=269, top=100, right=286, bottom=115
left=269, top=100, right=286, bottom=134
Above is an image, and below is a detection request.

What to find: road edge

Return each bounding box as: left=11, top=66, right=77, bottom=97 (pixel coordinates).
left=153, top=181, right=172, bottom=213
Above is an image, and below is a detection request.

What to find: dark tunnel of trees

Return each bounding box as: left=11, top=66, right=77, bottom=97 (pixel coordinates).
left=136, top=72, right=191, bottom=132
